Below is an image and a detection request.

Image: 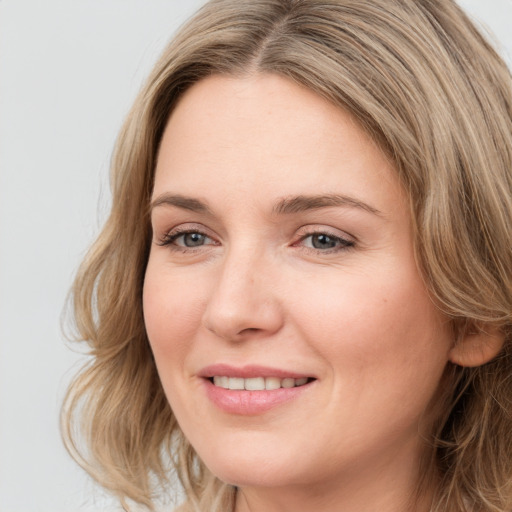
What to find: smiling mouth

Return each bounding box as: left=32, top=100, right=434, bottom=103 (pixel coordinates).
left=209, top=376, right=315, bottom=391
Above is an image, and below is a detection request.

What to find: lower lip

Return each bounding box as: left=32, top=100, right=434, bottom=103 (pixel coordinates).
left=203, top=379, right=314, bottom=415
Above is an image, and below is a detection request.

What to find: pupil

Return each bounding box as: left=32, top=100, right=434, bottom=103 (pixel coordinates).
left=312, top=234, right=336, bottom=249
left=184, top=233, right=205, bottom=247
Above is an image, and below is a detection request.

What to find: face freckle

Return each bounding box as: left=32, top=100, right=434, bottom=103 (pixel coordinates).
left=142, top=73, right=453, bottom=501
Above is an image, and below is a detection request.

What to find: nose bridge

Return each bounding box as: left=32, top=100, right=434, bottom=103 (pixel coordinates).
left=202, top=242, right=282, bottom=340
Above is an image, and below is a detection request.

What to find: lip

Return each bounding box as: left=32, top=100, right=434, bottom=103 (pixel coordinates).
left=199, top=364, right=316, bottom=415
left=198, top=363, right=313, bottom=379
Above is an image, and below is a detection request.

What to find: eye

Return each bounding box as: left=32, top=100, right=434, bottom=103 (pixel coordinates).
left=175, top=232, right=210, bottom=247
left=296, top=230, right=355, bottom=253
left=158, top=228, right=217, bottom=249
left=307, top=233, right=341, bottom=250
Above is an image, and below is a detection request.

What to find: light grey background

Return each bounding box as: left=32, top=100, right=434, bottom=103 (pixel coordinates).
left=0, top=1, right=511, bottom=511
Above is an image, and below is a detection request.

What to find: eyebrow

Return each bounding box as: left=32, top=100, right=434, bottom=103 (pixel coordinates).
left=273, top=194, right=382, bottom=216
left=150, top=192, right=382, bottom=217
left=150, top=193, right=213, bottom=215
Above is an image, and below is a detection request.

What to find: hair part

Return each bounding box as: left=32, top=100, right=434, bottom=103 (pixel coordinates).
left=62, top=1, right=512, bottom=510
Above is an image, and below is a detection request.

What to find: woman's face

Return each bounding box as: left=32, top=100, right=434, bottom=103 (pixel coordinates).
left=143, top=74, right=453, bottom=499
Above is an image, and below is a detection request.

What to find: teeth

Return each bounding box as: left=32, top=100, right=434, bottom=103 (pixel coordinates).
left=228, top=377, right=245, bottom=390
left=213, top=376, right=229, bottom=388
left=265, top=377, right=281, bottom=390
left=245, top=377, right=265, bottom=390
left=281, top=378, right=295, bottom=388
left=212, top=376, right=310, bottom=390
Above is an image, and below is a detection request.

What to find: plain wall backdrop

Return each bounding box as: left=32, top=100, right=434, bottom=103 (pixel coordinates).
left=0, top=1, right=511, bottom=511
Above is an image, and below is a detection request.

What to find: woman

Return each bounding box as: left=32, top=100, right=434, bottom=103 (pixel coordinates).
left=62, top=0, right=512, bottom=511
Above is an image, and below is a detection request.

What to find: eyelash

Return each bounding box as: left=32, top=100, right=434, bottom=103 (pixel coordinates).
left=157, top=228, right=355, bottom=254
left=157, top=228, right=216, bottom=251
left=295, top=230, right=355, bottom=254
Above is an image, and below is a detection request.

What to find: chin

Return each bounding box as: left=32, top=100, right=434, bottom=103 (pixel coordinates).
left=206, top=460, right=301, bottom=489
left=193, top=432, right=320, bottom=489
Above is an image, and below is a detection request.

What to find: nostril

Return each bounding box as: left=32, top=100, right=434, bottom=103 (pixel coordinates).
left=239, top=327, right=260, bottom=334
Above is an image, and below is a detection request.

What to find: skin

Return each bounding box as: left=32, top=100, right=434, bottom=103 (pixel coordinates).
left=143, top=73, right=459, bottom=512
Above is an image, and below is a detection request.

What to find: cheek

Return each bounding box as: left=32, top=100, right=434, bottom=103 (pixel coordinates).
left=142, top=264, right=210, bottom=425
left=142, top=262, right=206, bottom=361
left=292, top=270, right=452, bottom=443
left=291, top=263, right=451, bottom=383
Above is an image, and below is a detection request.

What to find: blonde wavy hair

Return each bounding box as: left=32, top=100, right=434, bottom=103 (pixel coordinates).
left=62, top=1, right=512, bottom=511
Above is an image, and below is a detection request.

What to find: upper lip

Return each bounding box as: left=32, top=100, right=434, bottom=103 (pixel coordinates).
left=198, top=364, right=315, bottom=380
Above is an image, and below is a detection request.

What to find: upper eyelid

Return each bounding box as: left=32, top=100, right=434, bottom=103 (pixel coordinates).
left=153, top=222, right=211, bottom=246
left=154, top=222, right=356, bottom=245
left=160, top=226, right=216, bottom=242
left=156, top=230, right=219, bottom=252
left=156, top=222, right=216, bottom=237
left=295, top=225, right=356, bottom=241
left=295, top=233, right=355, bottom=248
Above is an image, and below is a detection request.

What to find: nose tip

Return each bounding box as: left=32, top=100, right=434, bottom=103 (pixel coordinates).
left=201, top=264, right=283, bottom=341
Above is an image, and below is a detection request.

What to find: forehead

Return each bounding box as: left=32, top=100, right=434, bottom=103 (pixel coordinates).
left=153, top=73, right=404, bottom=216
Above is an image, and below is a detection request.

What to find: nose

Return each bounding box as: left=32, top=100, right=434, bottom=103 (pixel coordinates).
left=201, top=247, right=284, bottom=341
